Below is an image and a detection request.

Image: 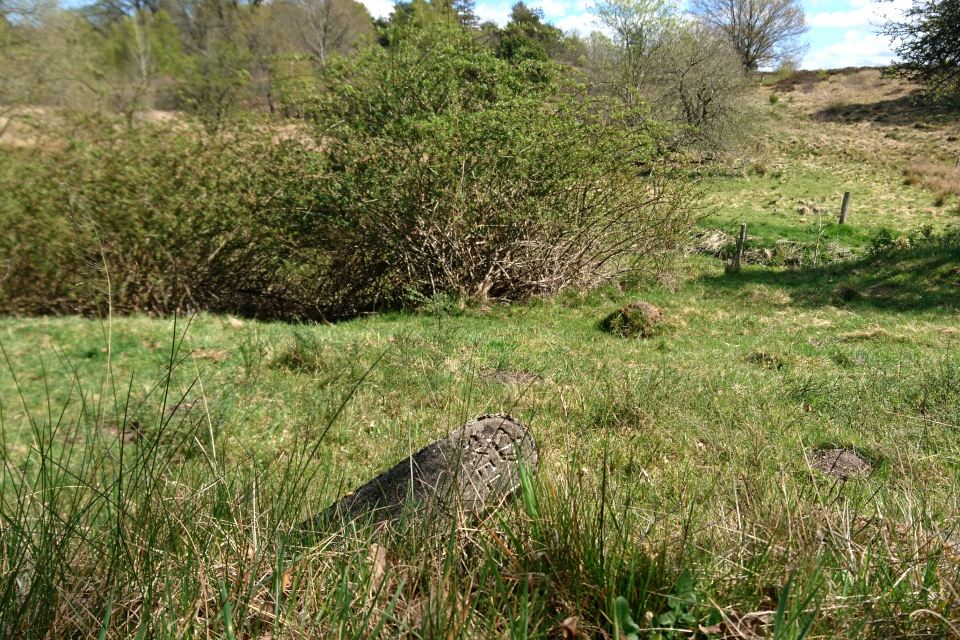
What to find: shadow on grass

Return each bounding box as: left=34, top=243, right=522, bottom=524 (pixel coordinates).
left=699, top=243, right=960, bottom=313
left=813, top=94, right=960, bottom=128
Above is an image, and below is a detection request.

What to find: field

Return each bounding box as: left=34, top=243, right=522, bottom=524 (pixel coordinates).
left=2, top=71, right=960, bottom=638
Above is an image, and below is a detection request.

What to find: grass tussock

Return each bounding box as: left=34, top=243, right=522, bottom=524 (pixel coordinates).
left=903, top=161, right=960, bottom=205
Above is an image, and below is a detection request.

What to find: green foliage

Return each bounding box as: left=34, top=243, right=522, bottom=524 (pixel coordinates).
left=494, top=1, right=564, bottom=62
left=1, top=23, right=699, bottom=319
left=496, top=30, right=548, bottom=62
left=882, top=0, right=960, bottom=104
left=175, top=41, right=252, bottom=127
left=102, top=10, right=183, bottom=79
left=0, top=115, right=319, bottom=317
left=614, top=596, right=642, bottom=640
left=292, top=23, right=697, bottom=314
left=655, top=571, right=699, bottom=637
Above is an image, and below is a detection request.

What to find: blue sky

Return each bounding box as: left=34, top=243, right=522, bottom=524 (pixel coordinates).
left=358, top=0, right=912, bottom=69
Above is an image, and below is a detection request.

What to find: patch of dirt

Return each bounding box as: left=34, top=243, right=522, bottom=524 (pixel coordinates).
left=102, top=420, right=142, bottom=444
left=771, top=67, right=883, bottom=93
left=832, top=283, right=860, bottom=301
left=164, top=399, right=201, bottom=419
left=813, top=448, right=872, bottom=479
left=481, top=368, right=542, bottom=385
left=191, top=348, right=231, bottom=361
left=865, top=282, right=898, bottom=298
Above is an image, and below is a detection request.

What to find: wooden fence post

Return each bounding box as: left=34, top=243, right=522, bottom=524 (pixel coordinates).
left=839, top=191, right=851, bottom=225
left=733, top=223, right=747, bottom=274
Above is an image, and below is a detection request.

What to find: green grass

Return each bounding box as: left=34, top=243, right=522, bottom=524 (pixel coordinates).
left=3, top=243, right=960, bottom=636
left=698, top=156, right=957, bottom=255
left=3, top=74, right=960, bottom=638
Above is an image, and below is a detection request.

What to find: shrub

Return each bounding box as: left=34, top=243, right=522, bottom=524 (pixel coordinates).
left=869, top=229, right=895, bottom=255
left=0, top=114, right=320, bottom=317
left=291, top=24, right=700, bottom=315
left=1, top=25, right=700, bottom=320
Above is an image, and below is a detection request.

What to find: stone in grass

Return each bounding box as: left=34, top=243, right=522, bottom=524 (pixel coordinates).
left=600, top=301, right=664, bottom=338
left=321, top=414, right=538, bottom=525
left=813, top=448, right=871, bottom=480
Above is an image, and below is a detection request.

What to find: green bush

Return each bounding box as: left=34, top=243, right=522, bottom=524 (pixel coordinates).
left=0, top=114, right=320, bottom=317
left=1, top=24, right=700, bottom=320
left=292, top=23, right=700, bottom=315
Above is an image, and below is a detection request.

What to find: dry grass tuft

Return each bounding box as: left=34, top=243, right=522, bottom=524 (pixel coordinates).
left=903, top=162, right=960, bottom=205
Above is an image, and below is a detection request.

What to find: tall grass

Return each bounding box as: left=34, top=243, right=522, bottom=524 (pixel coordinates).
left=2, top=309, right=959, bottom=638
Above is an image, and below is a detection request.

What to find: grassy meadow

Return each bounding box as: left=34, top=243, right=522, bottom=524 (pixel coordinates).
left=2, top=70, right=960, bottom=638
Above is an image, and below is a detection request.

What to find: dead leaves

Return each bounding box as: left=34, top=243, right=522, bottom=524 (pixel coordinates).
left=559, top=616, right=587, bottom=640
left=367, top=543, right=395, bottom=597
left=699, top=610, right=771, bottom=638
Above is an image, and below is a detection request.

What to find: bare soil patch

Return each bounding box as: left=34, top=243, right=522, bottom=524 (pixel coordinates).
left=813, top=448, right=872, bottom=479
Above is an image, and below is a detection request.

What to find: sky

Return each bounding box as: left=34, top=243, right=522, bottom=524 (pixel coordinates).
left=356, top=0, right=914, bottom=70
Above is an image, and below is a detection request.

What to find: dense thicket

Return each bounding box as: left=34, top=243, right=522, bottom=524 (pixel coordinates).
left=0, top=119, right=319, bottom=317
left=0, top=0, right=779, bottom=319
left=0, top=25, right=700, bottom=319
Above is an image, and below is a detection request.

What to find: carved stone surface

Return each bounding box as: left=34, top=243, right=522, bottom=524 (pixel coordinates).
left=325, top=413, right=538, bottom=523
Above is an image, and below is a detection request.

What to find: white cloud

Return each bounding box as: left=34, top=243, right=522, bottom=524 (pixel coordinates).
left=359, top=0, right=394, bottom=19
left=556, top=12, right=600, bottom=33
left=808, top=5, right=875, bottom=27
left=808, top=0, right=910, bottom=29
left=802, top=30, right=897, bottom=69
left=475, top=1, right=512, bottom=24
left=532, top=0, right=573, bottom=17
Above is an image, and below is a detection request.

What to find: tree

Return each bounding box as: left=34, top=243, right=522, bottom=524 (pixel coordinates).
left=175, top=40, right=251, bottom=128
left=587, top=0, right=752, bottom=152
left=294, top=0, right=372, bottom=63
left=495, top=2, right=565, bottom=62
left=689, top=0, right=808, bottom=71
left=881, top=0, right=960, bottom=103
left=590, top=0, right=684, bottom=94
left=451, top=0, right=476, bottom=27
left=643, top=23, right=752, bottom=152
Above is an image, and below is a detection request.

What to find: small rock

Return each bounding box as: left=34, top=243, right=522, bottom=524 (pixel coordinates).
left=318, top=414, right=538, bottom=525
